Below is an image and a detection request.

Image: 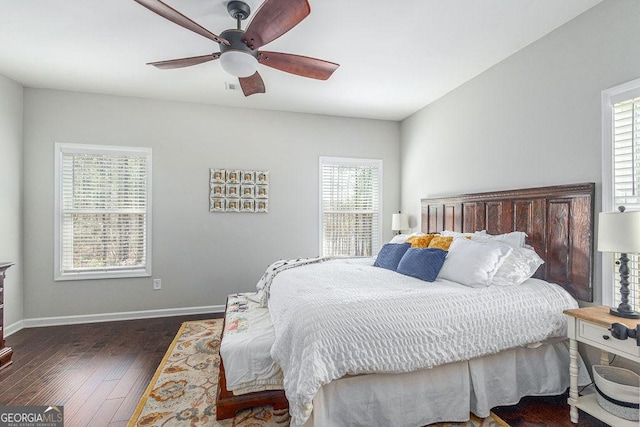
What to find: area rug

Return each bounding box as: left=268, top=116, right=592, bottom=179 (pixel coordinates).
left=128, top=319, right=509, bottom=427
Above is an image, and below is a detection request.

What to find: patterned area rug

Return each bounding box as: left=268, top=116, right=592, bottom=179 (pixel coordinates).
left=128, top=319, right=509, bottom=427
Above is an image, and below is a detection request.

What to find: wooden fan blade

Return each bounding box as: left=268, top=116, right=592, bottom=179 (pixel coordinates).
left=258, top=51, right=339, bottom=80
left=134, top=0, right=229, bottom=45
left=239, top=72, right=266, bottom=96
left=148, top=53, right=221, bottom=69
left=241, top=0, right=310, bottom=50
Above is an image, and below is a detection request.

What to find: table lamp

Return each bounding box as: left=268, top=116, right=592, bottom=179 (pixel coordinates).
left=391, top=212, right=409, bottom=235
left=598, top=206, right=640, bottom=319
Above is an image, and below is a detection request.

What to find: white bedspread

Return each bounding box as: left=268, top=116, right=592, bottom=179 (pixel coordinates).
left=266, top=258, right=579, bottom=426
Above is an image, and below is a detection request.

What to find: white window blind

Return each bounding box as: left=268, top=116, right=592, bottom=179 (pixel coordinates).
left=55, top=144, right=152, bottom=280
left=320, top=157, right=382, bottom=257
left=611, top=96, right=640, bottom=310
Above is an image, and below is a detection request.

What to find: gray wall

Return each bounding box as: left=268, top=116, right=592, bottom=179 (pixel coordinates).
left=400, top=0, right=640, bottom=305
left=22, top=89, right=400, bottom=320
left=0, top=74, right=23, bottom=330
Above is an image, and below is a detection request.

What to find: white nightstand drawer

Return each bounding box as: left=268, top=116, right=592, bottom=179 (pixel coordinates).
left=578, top=320, right=640, bottom=359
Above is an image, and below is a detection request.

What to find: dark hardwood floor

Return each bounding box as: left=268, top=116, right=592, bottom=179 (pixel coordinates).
left=492, top=393, right=608, bottom=427
left=0, top=313, right=218, bottom=427
left=0, top=315, right=610, bottom=427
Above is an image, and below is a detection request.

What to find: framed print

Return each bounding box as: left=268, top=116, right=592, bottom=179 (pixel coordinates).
left=256, top=185, right=269, bottom=198
left=227, top=170, right=241, bottom=184
left=211, top=184, right=225, bottom=197
left=226, top=184, right=240, bottom=198
left=226, top=199, right=240, bottom=212
left=209, top=168, right=269, bottom=213
left=241, top=199, right=255, bottom=212
left=256, top=171, right=269, bottom=184
left=256, top=200, right=269, bottom=213
left=241, top=170, right=255, bottom=184
left=241, top=185, right=255, bottom=198
left=210, top=198, right=225, bottom=212
left=211, top=169, right=226, bottom=183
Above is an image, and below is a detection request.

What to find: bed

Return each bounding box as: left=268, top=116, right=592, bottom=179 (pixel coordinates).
left=216, top=183, right=595, bottom=426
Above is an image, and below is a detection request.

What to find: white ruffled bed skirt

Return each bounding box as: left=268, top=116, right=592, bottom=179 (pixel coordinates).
left=301, top=339, right=590, bottom=427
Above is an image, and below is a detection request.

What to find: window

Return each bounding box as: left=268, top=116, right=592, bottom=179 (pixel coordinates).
left=602, top=78, right=640, bottom=310
left=55, top=143, right=152, bottom=280
left=320, top=157, right=382, bottom=257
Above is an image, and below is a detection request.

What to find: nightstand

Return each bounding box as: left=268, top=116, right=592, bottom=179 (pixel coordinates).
left=564, top=306, right=640, bottom=426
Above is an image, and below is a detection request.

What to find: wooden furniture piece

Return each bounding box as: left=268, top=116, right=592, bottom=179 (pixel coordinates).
left=421, top=182, right=595, bottom=302
left=0, top=262, right=14, bottom=371
left=215, top=297, right=288, bottom=420
left=564, top=306, right=639, bottom=427
left=216, top=359, right=288, bottom=419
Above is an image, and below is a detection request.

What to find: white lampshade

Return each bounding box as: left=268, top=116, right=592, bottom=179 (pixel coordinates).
left=219, top=51, right=258, bottom=77
left=598, top=209, right=640, bottom=253
left=392, top=213, right=409, bottom=232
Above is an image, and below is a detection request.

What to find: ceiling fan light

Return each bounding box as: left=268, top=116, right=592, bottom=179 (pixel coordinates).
left=220, top=51, right=258, bottom=78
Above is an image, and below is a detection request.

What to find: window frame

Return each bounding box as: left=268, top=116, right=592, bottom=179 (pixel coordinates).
left=54, top=143, right=153, bottom=281
left=318, top=156, right=383, bottom=257
left=601, top=77, right=640, bottom=307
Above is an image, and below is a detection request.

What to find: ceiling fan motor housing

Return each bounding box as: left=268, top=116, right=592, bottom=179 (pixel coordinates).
left=219, top=29, right=259, bottom=77
left=219, top=29, right=257, bottom=58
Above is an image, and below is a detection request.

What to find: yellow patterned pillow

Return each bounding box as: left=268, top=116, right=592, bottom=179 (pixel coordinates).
left=428, top=236, right=454, bottom=250
left=406, top=234, right=436, bottom=248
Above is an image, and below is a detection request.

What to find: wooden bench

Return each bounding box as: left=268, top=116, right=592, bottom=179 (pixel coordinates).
left=215, top=297, right=289, bottom=420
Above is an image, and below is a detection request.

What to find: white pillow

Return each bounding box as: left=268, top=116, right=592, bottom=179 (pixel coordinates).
left=472, top=231, right=527, bottom=248
left=492, top=247, right=544, bottom=286
left=388, top=232, right=425, bottom=244
left=437, top=238, right=512, bottom=287
left=440, top=230, right=486, bottom=238
left=389, top=234, right=409, bottom=244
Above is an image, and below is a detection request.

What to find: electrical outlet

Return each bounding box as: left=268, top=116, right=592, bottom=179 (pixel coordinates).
left=153, top=278, right=161, bottom=290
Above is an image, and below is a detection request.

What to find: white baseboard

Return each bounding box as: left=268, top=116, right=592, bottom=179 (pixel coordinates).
left=4, top=320, right=25, bottom=337
left=4, top=305, right=225, bottom=337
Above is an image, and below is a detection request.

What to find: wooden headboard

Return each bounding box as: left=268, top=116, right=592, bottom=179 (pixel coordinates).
left=421, top=183, right=595, bottom=302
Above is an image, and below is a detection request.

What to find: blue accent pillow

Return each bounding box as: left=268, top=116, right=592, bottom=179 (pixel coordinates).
left=374, top=243, right=411, bottom=271
left=397, top=248, right=448, bottom=282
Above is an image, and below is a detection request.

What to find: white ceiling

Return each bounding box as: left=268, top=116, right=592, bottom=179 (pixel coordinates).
left=0, top=0, right=602, bottom=121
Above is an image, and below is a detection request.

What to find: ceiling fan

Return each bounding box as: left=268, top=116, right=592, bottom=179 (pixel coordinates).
left=134, top=0, right=339, bottom=96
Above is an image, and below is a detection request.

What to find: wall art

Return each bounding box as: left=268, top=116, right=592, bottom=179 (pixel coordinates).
left=210, top=168, right=269, bottom=213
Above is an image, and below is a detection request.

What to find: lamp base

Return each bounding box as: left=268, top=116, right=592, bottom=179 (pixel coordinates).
left=609, top=307, right=640, bottom=319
